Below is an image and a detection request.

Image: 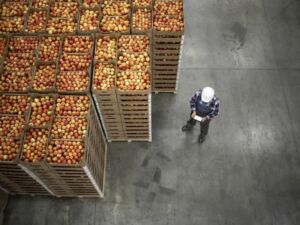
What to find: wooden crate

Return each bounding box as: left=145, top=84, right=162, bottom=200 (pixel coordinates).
left=0, top=139, right=51, bottom=196
left=116, top=89, right=152, bottom=141
left=18, top=96, right=107, bottom=198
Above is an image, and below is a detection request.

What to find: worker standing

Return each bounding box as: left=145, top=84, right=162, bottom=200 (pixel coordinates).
left=182, top=87, right=220, bottom=143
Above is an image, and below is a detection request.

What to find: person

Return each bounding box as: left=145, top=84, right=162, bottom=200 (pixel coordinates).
left=182, top=87, right=220, bottom=143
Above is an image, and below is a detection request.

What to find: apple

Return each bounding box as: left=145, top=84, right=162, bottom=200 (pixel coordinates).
left=32, top=64, right=56, bottom=91
left=118, top=35, right=150, bottom=52
left=154, top=15, right=184, bottom=32
left=56, top=71, right=89, bottom=92
left=100, top=16, right=130, bottom=32
left=0, top=71, right=31, bottom=92
left=26, top=10, right=47, bottom=33
left=117, top=52, right=150, bottom=71
left=38, top=36, right=61, bottom=61
left=95, top=36, right=117, bottom=62
left=79, top=9, right=100, bottom=32
left=50, top=2, right=79, bottom=18
left=47, top=17, right=76, bottom=34
left=29, top=96, right=54, bottom=127
left=117, top=70, right=150, bottom=90
left=132, top=8, right=152, bottom=31
left=93, top=63, right=115, bottom=90
left=51, top=117, right=87, bottom=139
left=0, top=115, right=25, bottom=138
left=22, top=128, right=48, bottom=162
left=47, top=140, right=84, bottom=164
left=59, top=53, right=91, bottom=71
left=63, top=35, right=93, bottom=53
left=102, top=1, right=130, bottom=16
left=0, top=138, right=19, bottom=161
left=55, top=96, right=90, bottom=117
left=0, top=95, right=30, bottom=115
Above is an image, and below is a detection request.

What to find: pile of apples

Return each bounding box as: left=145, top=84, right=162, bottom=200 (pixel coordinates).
left=1, top=2, right=28, bottom=17
left=154, top=0, right=183, bottom=15
left=118, top=52, right=150, bottom=71
left=60, top=53, right=91, bottom=71
left=47, top=17, right=76, bottom=34
left=50, top=2, right=79, bottom=18
left=93, top=63, right=116, bottom=90
left=95, top=36, right=117, bottom=62
left=0, top=17, right=24, bottom=34
left=55, top=96, right=90, bottom=117
left=132, top=8, right=152, bottom=31
left=29, top=96, right=54, bottom=127
left=22, top=128, right=48, bottom=162
left=133, top=0, right=152, bottom=7
left=31, top=0, right=50, bottom=9
left=8, top=37, right=38, bottom=53
left=79, top=9, right=100, bottom=32
left=57, top=71, right=89, bottom=92
left=26, top=10, right=47, bottom=33
left=118, top=35, right=150, bottom=52
left=51, top=117, right=87, bottom=139
left=47, top=140, right=84, bottom=164
left=4, top=52, right=35, bottom=72
left=100, top=16, right=130, bottom=32
left=102, top=1, right=130, bottom=16
left=83, top=0, right=101, bottom=7
left=0, top=38, right=6, bottom=56
left=38, top=36, right=61, bottom=61
left=0, top=71, right=31, bottom=92
left=0, top=95, right=29, bottom=162
left=63, top=36, right=93, bottom=53
left=117, top=71, right=150, bottom=90
left=32, top=64, right=56, bottom=91
left=0, top=115, right=25, bottom=138
left=154, top=15, right=184, bottom=32
left=0, top=138, right=20, bottom=161
left=0, top=95, right=30, bottom=115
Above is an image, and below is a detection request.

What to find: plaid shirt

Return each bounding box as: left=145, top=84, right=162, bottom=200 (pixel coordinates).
left=190, top=90, right=220, bottom=119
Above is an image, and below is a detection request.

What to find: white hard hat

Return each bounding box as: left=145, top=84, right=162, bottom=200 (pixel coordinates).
left=201, top=87, right=215, bottom=103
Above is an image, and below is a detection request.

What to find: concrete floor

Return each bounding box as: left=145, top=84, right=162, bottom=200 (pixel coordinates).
left=4, top=0, right=300, bottom=224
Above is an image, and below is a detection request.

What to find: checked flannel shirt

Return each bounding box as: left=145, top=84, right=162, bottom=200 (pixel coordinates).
left=190, top=90, right=220, bottom=119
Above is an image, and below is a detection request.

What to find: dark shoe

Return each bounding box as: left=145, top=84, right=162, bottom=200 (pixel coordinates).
left=182, top=124, right=192, bottom=132
left=198, top=135, right=206, bottom=143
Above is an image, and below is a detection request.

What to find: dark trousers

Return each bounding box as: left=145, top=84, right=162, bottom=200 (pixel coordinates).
left=187, top=113, right=210, bottom=137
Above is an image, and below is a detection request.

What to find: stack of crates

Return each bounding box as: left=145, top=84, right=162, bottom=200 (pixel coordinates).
left=152, top=0, right=184, bottom=93
left=92, top=34, right=152, bottom=142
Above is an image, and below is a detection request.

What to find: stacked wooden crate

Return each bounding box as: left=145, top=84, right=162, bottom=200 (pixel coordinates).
left=92, top=34, right=152, bottom=142
left=152, top=0, right=184, bottom=93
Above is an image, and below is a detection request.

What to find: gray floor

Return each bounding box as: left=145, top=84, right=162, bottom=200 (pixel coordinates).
left=4, top=0, right=300, bottom=224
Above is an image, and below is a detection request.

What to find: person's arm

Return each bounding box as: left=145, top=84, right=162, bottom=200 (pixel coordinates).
left=190, top=90, right=201, bottom=112
left=206, top=97, right=220, bottom=120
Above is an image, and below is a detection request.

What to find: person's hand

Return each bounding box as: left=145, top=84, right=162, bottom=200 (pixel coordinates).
left=191, top=111, right=196, bottom=118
